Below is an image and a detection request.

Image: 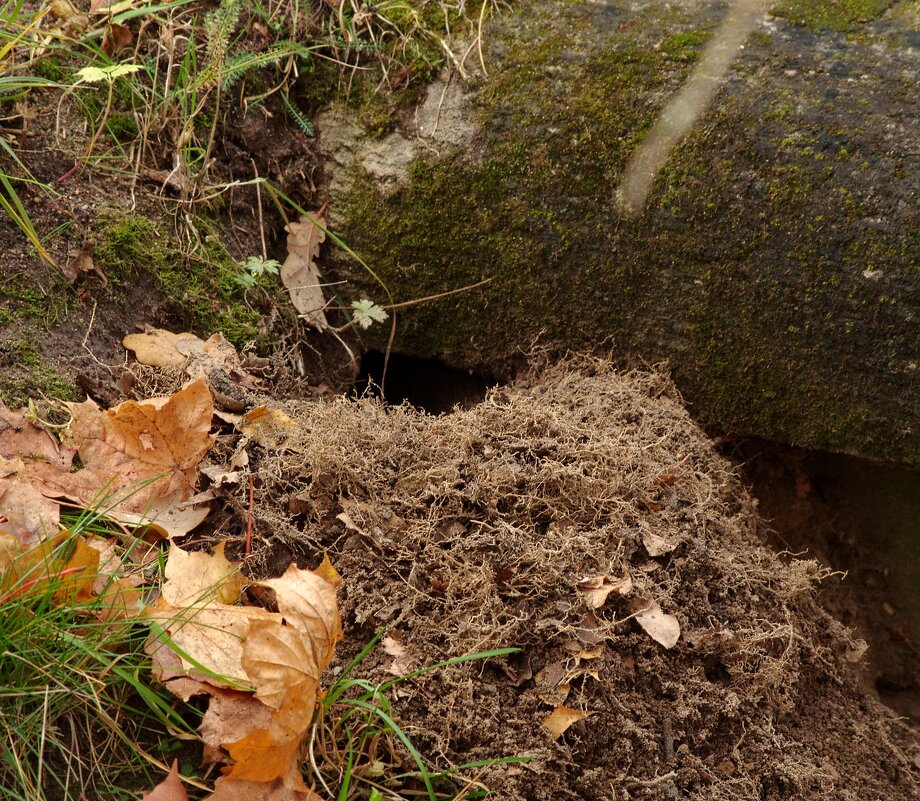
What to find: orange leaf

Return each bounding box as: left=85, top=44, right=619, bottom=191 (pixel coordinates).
left=225, top=725, right=306, bottom=790
left=65, top=378, right=214, bottom=512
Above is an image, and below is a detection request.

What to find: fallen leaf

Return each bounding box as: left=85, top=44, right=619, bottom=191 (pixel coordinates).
left=280, top=213, right=328, bottom=330
left=578, top=573, right=633, bottom=609
left=241, top=618, right=322, bottom=713
left=382, top=634, right=413, bottom=676
left=225, top=723, right=307, bottom=790
left=149, top=552, right=342, bottom=799
left=630, top=596, right=681, bottom=649
left=261, top=563, right=341, bottom=660
left=1, top=531, right=100, bottom=603
left=312, top=553, right=341, bottom=589
left=199, top=686, right=274, bottom=754
left=62, top=240, right=106, bottom=284
left=240, top=406, right=296, bottom=449
left=145, top=597, right=274, bottom=687
left=108, top=493, right=211, bottom=540
left=542, top=705, right=591, bottom=740
left=642, top=530, right=676, bottom=557
left=64, top=378, right=214, bottom=513
left=143, top=760, right=189, bottom=801
left=207, top=776, right=325, bottom=801
left=123, top=330, right=192, bottom=368
left=101, top=22, right=132, bottom=56
left=0, top=478, right=60, bottom=543
left=0, top=402, right=74, bottom=471
left=161, top=542, right=243, bottom=606
left=0, top=529, right=24, bottom=572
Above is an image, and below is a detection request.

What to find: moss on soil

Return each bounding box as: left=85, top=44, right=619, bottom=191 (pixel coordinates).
left=772, top=0, right=896, bottom=31
left=0, top=334, right=79, bottom=406
left=93, top=211, right=266, bottom=349
left=330, top=0, right=919, bottom=465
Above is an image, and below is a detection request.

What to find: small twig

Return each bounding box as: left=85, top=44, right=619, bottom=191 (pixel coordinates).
left=0, top=566, right=86, bottom=604
left=330, top=278, right=494, bottom=332
left=622, top=770, right=677, bottom=789
left=476, top=0, right=490, bottom=77
left=55, top=162, right=82, bottom=184
left=245, top=474, right=254, bottom=556
left=662, top=717, right=675, bottom=764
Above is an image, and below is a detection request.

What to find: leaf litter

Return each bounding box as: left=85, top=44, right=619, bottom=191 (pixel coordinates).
left=0, top=368, right=342, bottom=800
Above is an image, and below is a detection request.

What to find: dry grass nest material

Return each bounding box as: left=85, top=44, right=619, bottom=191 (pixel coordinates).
left=216, top=358, right=920, bottom=800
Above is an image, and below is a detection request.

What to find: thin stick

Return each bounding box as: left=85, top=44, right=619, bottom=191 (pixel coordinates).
left=245, top=474, right=254, bottom=556
left=477, top=0, right=490, bottom=77
left=330, top=278, right=493, bottom=330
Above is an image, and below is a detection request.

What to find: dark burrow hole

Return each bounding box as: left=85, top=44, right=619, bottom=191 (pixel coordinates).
left=354, top=349, right=497, bottom=414
left=730, top=440, right=920, bottom=722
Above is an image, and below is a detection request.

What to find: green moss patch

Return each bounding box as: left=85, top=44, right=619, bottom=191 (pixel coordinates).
left=93, top=212, right=266, bottom=348
left=331, top=0, right=919, bottom=465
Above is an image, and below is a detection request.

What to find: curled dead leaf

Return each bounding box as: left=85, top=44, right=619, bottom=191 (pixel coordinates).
left=630, top=595, right=681, bottom=649
left=63, top=240, right=106, bottom=284
left=578, top=573, right=633, bottom=609
left=280, top=213, right=328, bottom=330
left=542, top=705, right=592, bottom=740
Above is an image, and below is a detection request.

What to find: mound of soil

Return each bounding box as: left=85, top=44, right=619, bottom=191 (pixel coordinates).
left=208, top=359, right=920, bottom=800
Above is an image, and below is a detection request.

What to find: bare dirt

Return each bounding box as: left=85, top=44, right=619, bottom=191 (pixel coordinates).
left=183, top=358, right=918, bottom=800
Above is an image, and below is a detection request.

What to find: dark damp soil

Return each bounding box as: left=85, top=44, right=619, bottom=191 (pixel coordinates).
left=730, top=439, right=920, bottom=723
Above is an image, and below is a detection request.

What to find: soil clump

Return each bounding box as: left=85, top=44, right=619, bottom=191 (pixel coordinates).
left=199, top=358, right=920, bottom=800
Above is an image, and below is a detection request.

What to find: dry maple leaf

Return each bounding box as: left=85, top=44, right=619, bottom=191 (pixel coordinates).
left=0, top=477, right=61, bottom=544
left=224, top=723, right=307, bottom=790
left=148, top=549, right=342, bottom=798
left=65, top=378, right=214, bottom=512
left=280, top=213, right=328, bottom=330
left=256, top=562, right=343, bottom=672
left=146, top=596, right=275, bottom=687
left=162, top=542, right=242, bottom=607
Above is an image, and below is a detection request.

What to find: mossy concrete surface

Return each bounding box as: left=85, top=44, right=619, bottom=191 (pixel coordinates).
left=322, top=0, right=919, bottom=466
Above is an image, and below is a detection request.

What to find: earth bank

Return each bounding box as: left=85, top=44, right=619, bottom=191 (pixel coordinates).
left=194, top=357, right=920, bottom=800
